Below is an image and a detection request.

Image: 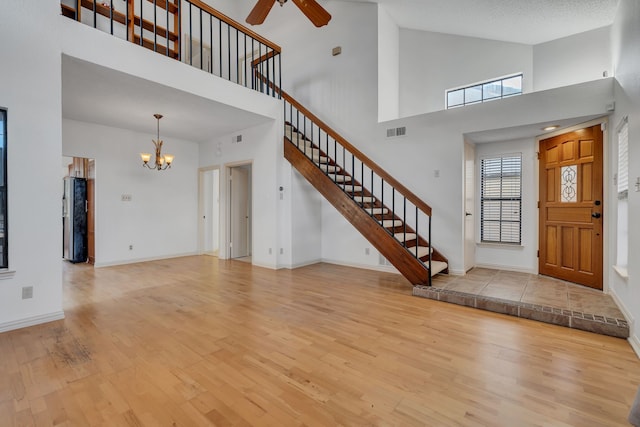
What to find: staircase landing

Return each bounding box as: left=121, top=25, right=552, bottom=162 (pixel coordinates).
left=414, top=268, right=628, bottom=338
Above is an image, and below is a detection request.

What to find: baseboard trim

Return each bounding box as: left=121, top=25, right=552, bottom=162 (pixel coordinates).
left=321, top=258, right=401, bottom=274
left=0, top=311, right=65, bottom=334
left=94, top=252, right=198, bottom=268
left=281, top=259, right=323, bottom=270
left=609, top=286, right=639, bottom=358
left=474, top=263, right=537, bottom=275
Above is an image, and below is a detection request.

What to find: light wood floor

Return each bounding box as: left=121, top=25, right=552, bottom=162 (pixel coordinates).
left=1, top=256, right=639, bottom=426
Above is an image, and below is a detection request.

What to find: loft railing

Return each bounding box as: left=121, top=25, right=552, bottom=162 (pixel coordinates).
left=278, top=88, right=436, bottom=284
left=60, top=0, right=281, bottom=97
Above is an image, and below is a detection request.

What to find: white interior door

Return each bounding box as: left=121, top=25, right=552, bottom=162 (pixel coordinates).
left=230, top=166, right=250, bottom=258
left=199, top=168, right=220, bottom=256
left=464, top=142, right=476, bottom=272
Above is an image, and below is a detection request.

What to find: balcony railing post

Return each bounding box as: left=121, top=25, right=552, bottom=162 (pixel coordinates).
left=428, top=214, right=432, bottom=286
left=109, top=0, right=113, bottom=35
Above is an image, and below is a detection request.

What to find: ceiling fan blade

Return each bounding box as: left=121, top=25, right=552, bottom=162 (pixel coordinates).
left=246, top=0, right=276, bottom=25
left=291, top=0, right=332, bottom=27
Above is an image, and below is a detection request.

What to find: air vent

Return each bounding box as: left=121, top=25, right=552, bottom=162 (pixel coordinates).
left=379, top=254, right=392, bottom=266
left=386, top=126, right=406, bottom=139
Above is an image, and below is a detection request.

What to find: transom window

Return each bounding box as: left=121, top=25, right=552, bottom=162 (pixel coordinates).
left=447, top=74, right=523, bottom=109
left=480, top=154, right=522, bottom=244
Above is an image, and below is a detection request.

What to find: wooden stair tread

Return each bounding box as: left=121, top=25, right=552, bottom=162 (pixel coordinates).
left=379, top=219, right=403, bottom=228
left=394, top=232, right=417, bottom=243
left=330, top=175, right=352, bottom=183
left=364, top=207, right=388, bottom=215
left=319, top=164, right=340, bottom=173
left=408, top=246, right=432, bottom=258
left=353, top=196, right=376, bottom=204
left=341, top=185, right=362, bottom=193
left=428, top=261, right=448, bottom=276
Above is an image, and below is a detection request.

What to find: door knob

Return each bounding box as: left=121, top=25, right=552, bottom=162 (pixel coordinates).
left=465, top=212, right=472, bottom=217
left=592, top=212, right=601, bottom=219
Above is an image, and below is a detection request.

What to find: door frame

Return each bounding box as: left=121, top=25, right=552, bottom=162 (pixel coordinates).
left=197, top=165, right=220, bottom=256
left=463, top=141, right=476, bottom=272
left=535, top=117, right=610, bottom=291
left=224, top=160, right=253, bottom=260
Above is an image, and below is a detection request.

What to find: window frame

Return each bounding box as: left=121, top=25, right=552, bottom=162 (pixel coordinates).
left=479, top=153, right=523, bottom=245
left=446, top=73, right=523, bottom=109
left=0, top=109, right=7, bottom=268
left=615, top=117, right=629, bottom=276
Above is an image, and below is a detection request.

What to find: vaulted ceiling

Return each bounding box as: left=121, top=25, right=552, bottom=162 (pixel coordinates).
left=328, top=0, right=618, bottom=45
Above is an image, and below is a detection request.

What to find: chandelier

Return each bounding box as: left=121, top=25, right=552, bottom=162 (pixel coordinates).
left=140, top=114, right=174, bottom=171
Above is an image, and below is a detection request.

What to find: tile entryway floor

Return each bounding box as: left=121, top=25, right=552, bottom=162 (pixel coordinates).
left=413, top=268, right=628, bottom=338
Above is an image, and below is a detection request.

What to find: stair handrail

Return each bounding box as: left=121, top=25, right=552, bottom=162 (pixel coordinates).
left=252, top=69, right=432, bottom=216
left=186, top=0, right=281, bottom=54
left=279, top=90, right=432, bottom=217
left=61, top=0, right=281, bottom=96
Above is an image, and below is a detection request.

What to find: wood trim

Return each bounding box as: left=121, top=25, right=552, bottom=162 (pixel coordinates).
left=286, top=142, right=432, bottom=285
left=145, top=0, right=178, bottom=15
left=251, top=50, right=278, bottom=67
left=282, top=90, right=432, bottom=217
left=187, top=0, right=281, bottom=53
left=133, top=34, right=180, bottom=58
left=61, top=4, right=77, bottom=19
left=134, top=16, right=179, bottom=42
left=80, top=0, right=127, bottom=25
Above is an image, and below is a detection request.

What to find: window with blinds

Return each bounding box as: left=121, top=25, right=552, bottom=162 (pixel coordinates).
left=480, top=154, right=522, bottom=244
left=618, top=118, right=629, bottom=199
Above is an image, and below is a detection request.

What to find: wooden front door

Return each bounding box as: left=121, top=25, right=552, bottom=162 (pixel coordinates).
left=539, top=125, right=603, bottom=289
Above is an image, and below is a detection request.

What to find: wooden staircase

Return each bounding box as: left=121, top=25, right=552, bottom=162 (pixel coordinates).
left=282, top=95, right=448, bottom=286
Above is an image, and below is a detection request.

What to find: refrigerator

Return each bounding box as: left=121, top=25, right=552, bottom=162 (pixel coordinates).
left=62, top=177, right=87, bottom=263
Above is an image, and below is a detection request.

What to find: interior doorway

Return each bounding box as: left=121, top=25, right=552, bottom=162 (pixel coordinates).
left=62, top=156, right=95, bottom=265
left=228, top=163, right=252, bottom=259
left=538, top=124, right=604, bottom=289
left=198, top=167, right=220, bottom=256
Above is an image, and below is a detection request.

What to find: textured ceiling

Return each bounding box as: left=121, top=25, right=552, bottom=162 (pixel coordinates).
left=337, top=0, right=619, bottom=44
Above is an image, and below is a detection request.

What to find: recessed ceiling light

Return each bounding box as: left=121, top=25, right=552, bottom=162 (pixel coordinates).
left=543, top=125, right=559, bottom=131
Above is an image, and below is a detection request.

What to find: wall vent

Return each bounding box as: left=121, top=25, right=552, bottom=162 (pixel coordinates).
left=386, top=127, right=406, bottom=138
left=379, top=254, right=392, bottom=266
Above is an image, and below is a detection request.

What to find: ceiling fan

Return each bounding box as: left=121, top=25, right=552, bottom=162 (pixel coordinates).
left=246, top=0, right=332, bottom=27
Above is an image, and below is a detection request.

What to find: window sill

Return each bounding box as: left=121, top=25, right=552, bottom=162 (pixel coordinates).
left=613, top=265, right=629, bottom=280
left=0, top=269, right=16, bottom=280
left=476, top=242, right=524, bottom=249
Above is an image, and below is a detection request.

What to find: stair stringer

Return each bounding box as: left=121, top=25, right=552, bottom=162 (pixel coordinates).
left=285, top=141, right=432, bottom=285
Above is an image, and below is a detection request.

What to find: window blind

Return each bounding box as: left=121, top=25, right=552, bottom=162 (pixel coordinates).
left=480, top=154, right=522, bottom=244
left=618, top=119, right=629, bottom=198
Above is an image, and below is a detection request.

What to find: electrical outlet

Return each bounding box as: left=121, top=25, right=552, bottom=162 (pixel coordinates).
left=269, top=248, right=272, bottom=255
left=365, top=247, right=370, bottom=255
left=280, top=248, right=284, bottom=255
left=434, top=170, right=440, bottom=178
left=121, top=194, right=132, bottom=202
left=129, top=245, right=133, bottom=250
left=22, top=286, right=33, bottom=300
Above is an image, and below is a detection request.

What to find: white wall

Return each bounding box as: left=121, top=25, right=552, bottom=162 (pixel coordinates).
left=0, top=1, right=64, bottom=331
left=474, top=138, right=538, bottom=273
left=533, top=26, right=612, bottom=92
left=199, top=120, right=283, bottom=269
left=378, top=5, right=400, bottom=122
left=608, top=0, right=640, bottom=353
left=399, top=29, right=533, bottom=117
left=378, top=79, right=613, bottom=274
left=63, top=119, right=199, bottom=266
